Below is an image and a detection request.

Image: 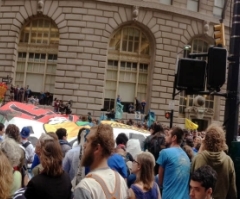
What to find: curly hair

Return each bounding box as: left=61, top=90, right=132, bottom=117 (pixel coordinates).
left=39, top=134, right=63, bottom=177
left=5, top=124, right=21, bottom=143
left=90, top=124, right=115, bottom=158
left=182, top=144, right=194, bottom=162
left=0, top=150, right=13, bottom=199
left=135, top=152, right=155, bottom=191
left=204, top=124, right=226, bottom=152
left=0, top=137, right=22, bottom=167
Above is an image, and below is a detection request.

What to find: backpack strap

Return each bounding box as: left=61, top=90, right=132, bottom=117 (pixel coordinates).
left=86, top=170, right=121, bottom=199
left=59, top=140, right=71, bottom=147
left=22, top=141, right=31, bottom=148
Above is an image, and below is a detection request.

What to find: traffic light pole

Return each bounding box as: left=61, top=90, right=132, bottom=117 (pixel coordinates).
left=224, top=0, right=240, bottom=147
left=170, top=75, right=177, bottom=128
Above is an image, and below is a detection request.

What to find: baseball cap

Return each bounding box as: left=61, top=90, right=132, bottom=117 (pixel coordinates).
left=20, top=127, right=30, bottom=138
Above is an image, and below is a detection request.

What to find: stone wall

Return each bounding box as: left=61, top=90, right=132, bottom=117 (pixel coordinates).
left=0, top=0, right=232, bottom=126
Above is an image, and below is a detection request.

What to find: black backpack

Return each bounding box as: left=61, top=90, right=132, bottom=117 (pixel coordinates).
left=148, top=134, right=166, bottom=160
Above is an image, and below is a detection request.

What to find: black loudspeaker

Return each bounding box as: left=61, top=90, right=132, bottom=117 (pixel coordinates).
left=207, top=47, right=227, bottom=91
left=176, top=58, right=207, bottom=91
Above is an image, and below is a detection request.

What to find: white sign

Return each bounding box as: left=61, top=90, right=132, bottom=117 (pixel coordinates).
left=168, top=100, right=175, bottom=110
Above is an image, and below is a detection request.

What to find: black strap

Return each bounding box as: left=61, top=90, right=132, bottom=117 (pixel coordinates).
left=22, top=141, right=31, bottom=148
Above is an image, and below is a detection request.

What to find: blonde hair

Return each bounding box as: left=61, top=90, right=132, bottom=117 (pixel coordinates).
left=135, top=152, right=155, bottom=190
left=204, top=124, right=227, bottom=152
left=0, top=150, right=13, bottom=199
left=0, top=137, right=22, bottom=167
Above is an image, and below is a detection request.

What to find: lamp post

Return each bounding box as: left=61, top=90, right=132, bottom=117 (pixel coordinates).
left=224, top=0, right=240, bottom=147
left=170, top=45, right=191, bottom=128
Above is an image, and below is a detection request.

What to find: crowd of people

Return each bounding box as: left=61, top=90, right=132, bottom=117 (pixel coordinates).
left=0, top=120, right=238, bottom=199
left=9, top=85, right=53, bottom=106
left=53, top=99, right=73, bottom=115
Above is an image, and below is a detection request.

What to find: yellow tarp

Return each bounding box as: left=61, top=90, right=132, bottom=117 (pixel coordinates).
left=185, top=118, right=198, bottom=130
left=44, top=122, right=90, bottom=140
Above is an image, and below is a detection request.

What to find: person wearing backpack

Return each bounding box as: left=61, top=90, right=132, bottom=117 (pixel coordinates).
left=74, top=124, right=128, bottom=199
left=56, top=128, right=71, bottom=157
left=20, top=127, right=35, bottom=163
left=144, top=123, right=166, bottom=175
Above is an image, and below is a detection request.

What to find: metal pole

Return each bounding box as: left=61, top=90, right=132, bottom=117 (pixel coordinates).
left=224, top=0, right=240, bottom=147
left=170, top=76, right=176, bottom=128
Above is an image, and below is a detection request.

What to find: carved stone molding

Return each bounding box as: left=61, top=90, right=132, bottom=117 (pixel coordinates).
left=37, top=0, right=45, bottom=14
left=132, top=6, right=139, bottom=21
left=185, top=106, right=214, bottom=119
left=203, top=21, right=209, bottom=35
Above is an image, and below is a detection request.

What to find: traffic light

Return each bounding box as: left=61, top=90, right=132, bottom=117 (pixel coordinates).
left=207, top=47, right=227, bottom=91
left=165, top=112, right=171, bottom=119
left=213, top=23, right=225, bottom=47
left=176, top=58, right=207, bottom=91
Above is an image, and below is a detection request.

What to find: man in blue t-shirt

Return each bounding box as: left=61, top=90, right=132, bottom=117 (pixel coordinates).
left=107, top=153, right=128, bottom=179
left=157, top=127, right=190, bottom=199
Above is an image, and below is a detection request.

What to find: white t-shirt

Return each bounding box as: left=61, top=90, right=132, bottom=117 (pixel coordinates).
left=21, top=140, right=35, bottom=163
left=74, top=168, right=128, bottom=199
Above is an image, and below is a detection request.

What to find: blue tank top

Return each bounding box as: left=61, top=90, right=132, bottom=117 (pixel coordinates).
left=131, top=182, right=158, bottom=199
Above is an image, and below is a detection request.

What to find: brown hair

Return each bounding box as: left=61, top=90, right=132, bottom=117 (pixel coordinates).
left=81, top=116, right=87, bottom=121
left=135, top=152, right=155, bottom=190
left=5, top=124, right=21, bottom=143
left=204, top=124, right=226, bottom=152
left=47, top=132, right=59, bottom=140
left=90, top=124, right=114, bottom=158
left=170, top=127, right=184, bottom=144
left=0, top=150, right=13, bottom=199
left=35, top=132, right=58, bottom=156
left=39, top=134, right=63, bottom=176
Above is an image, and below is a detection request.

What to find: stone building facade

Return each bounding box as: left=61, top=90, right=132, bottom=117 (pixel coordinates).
left=0, top=0, right=232, bottom=129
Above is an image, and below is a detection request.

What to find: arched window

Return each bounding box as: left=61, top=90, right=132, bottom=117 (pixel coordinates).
left=16, top=18, right=59, bottom=94
left=104, top=27, right=151, bottom=111
left=179, top=38, right=214, bottom=116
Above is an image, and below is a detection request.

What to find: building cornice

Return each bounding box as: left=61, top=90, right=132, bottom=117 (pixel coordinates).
left=90, top=0, right=231, bottom=27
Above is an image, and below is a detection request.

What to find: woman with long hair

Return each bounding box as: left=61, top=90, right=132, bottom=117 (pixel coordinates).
left=129, top=152, right=161, bottom=199
left=0, top=137, right=23, bottom=195
left=31, top=132, right=58, bottom=176
left=0, top=150, right=13, bottom=199
left=24, top=134, right=72, bottom=199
